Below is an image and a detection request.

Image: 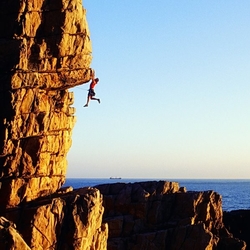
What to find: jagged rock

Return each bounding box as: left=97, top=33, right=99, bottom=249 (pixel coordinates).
left=0, top=216, right=31, bottom=250
left=96, top=181, right=246, bottom=250
left=3, top=187, right=108, bottom=250
left=0, top=0, right=92, bottom=208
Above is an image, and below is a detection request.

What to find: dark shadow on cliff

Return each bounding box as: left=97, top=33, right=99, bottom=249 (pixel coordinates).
left=29, top=0, right=65, bottom=69
left=223, top=210, right=250, bottom=250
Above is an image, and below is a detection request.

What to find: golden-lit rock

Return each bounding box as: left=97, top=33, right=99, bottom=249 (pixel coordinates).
left=0, top=0, right=92, bottom=208
left=3, top=188, right=108, bottom=250
left=0, top=0, right=247, bottom=249
left=0, top=217, right=31, bottom=250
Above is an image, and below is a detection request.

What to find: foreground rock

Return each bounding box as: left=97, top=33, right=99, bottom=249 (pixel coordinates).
left=224, top=210, right=250, bottom=250
left=96, top=181, right=246, bottom=250
left=0, top=180, right=247, bottom=249
left=0, top=217, right=31, bottom=250
left=0, top=0, right=92, bottom=209
left=2, top=187, right=108, bottom=250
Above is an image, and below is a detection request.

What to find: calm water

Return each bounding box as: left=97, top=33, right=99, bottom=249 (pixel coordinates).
left=64, top=178, right=250, bottom=211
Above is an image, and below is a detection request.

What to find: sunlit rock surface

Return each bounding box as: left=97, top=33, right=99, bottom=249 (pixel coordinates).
left=0, top=0, right=92, bottom=208
left=2, top=187, right=108, bottom=250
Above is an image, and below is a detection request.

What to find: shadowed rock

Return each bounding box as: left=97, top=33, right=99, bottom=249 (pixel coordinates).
left=0, top=217, right=31, bottom=250
left=223, top=210, right=250, bottom=250
left=96, top=181, right=246, bottom=250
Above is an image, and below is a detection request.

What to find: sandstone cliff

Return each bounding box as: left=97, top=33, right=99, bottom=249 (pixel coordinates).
left=0, top=0, right=92, bottom=209
left=0, top=0, right=109, bottom=248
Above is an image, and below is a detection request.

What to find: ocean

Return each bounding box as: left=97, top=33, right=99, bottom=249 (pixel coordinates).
left=64, top=178, right=250, bottom=212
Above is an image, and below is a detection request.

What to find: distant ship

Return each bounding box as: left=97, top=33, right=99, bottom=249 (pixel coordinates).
left=110, top=177, right=121, bottom=179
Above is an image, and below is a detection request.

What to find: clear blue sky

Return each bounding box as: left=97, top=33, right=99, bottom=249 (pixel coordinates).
left=67, top=1, right=250, bottom=179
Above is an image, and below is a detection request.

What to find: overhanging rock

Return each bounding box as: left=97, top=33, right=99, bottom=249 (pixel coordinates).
left=0, top=0, right=92, bottom=209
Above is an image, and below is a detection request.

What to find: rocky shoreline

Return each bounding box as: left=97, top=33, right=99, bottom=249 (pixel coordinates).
left=95, top=181, right=248, bottom=249
left=0, top=180, right=248, bottom=249
left=0, top=0, right=248, bottom=249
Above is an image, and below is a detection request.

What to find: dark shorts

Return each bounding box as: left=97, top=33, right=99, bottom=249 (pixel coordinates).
left=88, top=89, right=95, bottom=97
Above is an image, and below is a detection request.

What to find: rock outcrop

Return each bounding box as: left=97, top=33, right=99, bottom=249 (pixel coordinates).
left=1, top=179, right=247, bottom=250
left=96, top=181, right=246, bottom=250
left=0, top=0, right=92, bottom=209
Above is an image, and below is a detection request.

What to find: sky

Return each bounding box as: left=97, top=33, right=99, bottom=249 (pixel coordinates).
left=66, top=1, right=250, bottom=179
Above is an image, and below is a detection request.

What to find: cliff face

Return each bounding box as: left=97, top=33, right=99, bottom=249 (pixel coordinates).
left=0, top=0, right=92, bottom=209
left=0, top=1, right=109, bottom=248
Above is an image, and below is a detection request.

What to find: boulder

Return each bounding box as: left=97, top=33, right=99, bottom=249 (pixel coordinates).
left=3, top=187, right=108, bottom=250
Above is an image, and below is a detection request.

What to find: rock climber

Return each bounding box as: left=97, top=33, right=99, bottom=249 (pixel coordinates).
left=84, top=70, right=101, bottom=107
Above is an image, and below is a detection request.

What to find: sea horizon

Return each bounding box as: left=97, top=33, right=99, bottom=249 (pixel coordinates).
left=64, top=178, right=250, bottom=211
left=66, top=177, right=250, bottom=180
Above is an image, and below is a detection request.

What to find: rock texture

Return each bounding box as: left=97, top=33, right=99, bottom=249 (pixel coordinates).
left=0, top=0, right=248, bottom=249
left=2, top=187, right=108, bottom=250
left=0, top=0, right=110, bottom=249
left=0, top=217, right=31, bottom=250
left=223, top=210, right=250, bottom=250
left=96, top=181, right=246, bottom=250
left=0, top=0, right=92, bottom=208
left=1, top=179, right=247, bottom=250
